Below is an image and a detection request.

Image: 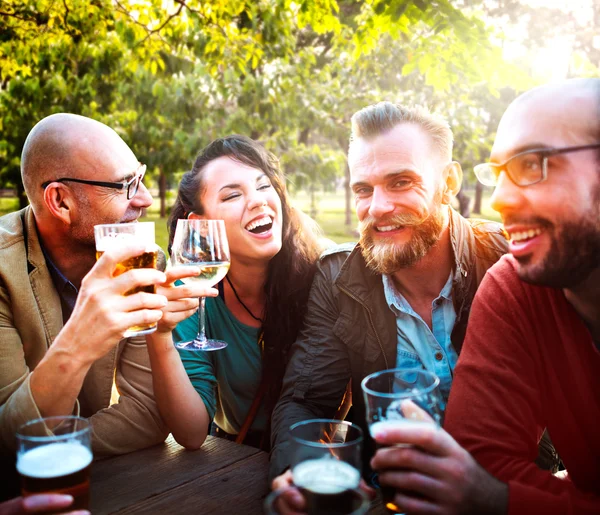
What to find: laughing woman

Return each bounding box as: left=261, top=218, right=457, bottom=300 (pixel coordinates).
left=146, top=135, right=325, bottom=450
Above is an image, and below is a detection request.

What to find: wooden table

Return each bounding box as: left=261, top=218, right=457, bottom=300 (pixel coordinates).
left=91, top=435, right=270, bottom=514
left=91, top=435, right=386, bottom=514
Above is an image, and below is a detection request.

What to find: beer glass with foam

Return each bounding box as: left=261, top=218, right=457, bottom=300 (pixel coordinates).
left=264, top=486, right=370, bottom=515
left=361, top=368, right=443, bottom=514
left=94, top=221, right=158, bottom=337
left=286, top=419, right=365, bottom=515
left=16, top=416, right=92, bottom=511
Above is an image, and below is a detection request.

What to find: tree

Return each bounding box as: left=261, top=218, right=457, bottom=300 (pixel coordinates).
left=0, top=0, right=549, bottom=220
left=0, top=0, right=131, bottom=206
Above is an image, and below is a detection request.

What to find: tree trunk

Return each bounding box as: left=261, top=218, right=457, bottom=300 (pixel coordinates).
left=336, top=133, right=353, bottom=235
left=298, top=127, right=310, bottom=145
left=456, top=188, right=471, bottom=218
left=344, top=159, right=352, bottom=228
left=473, top=182, right=483, bottom=214
left=17, top=183, right=28, bottom=209
left=310, top=183, right=317, bottom=219
left=159, top=168, right=167, bottom=218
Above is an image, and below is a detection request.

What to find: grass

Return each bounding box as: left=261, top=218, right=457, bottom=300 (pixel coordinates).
left=471, top=193, right=502, bottom=224
left=140, top=212, right=171, bottom=251
left=292, top=191, right=360, bottom=244
left=4, top=188, right=501, bottom=252
left=0, top=197, right=19, bottom=215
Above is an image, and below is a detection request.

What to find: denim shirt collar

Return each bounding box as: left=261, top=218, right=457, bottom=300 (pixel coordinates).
left=383, top=271, right=454, bottom=315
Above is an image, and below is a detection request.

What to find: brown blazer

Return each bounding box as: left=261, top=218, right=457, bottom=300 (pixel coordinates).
left=0, top=207, right=168, bottom=456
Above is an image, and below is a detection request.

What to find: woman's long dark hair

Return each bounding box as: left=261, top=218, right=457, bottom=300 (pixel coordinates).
left=168, top=135, right=322, bottom=432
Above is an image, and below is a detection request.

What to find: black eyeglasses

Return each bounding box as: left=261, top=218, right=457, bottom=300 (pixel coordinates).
left=41, top=163, right=147, bottom=200
left=474, top=143, right=600, bottom=187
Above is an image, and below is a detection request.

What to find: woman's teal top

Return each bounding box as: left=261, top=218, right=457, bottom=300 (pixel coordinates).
left=174, top=295, right=266, bottom=434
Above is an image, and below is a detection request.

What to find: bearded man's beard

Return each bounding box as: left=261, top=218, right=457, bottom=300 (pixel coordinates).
left=359, top=205, right=445, bottom=275
left=511, top=180, right=600, bottom=288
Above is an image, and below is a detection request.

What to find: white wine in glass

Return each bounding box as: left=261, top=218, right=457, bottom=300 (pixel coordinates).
left=171, top=219, right=230, bottom=351
left=177, top=262, right=230, bottom=287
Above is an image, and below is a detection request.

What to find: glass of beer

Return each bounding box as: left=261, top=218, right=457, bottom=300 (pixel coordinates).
left=288, top=419, right=365, bottom=515
left=94, top=221, right=159, bottom=337
left=16, top=416, right=92, bottom=512
left=361, top=368, right=443, bottom=514
left=264, top=486, right=370, bottom=515
left=170, top=219, right=230, bottom=351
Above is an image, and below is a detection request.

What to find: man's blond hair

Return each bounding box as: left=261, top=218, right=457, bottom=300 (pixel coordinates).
left=350, top=102, right=453, bottom=162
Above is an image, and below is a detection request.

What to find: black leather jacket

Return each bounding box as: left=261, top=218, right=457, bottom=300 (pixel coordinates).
left=269, top=208, right=508, bottom=479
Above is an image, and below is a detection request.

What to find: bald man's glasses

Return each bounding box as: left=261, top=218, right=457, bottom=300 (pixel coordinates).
left=474, top=144, right=600, bottom=187
left=41, top=163, right=146, bottom=200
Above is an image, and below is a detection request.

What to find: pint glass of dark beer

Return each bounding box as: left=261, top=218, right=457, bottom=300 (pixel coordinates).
left=16, top=416, right=92, bottom=512
left=288, top=419, right=364, bottom=515
left=361, top=368, right=443, bottom=514
left=94, top=221, right=159, bottom=337
left=264, top=486, right=370, bottom=515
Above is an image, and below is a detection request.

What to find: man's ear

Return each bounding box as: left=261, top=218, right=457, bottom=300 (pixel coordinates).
left=188, top=212, right=205, bottom=220
left=442, top=161, right=462, bottom=204
left=43, top=184, right=76, bottom=225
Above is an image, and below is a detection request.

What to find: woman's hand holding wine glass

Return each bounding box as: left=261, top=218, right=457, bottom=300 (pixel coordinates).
left=154, top=267, right=218, bottom=334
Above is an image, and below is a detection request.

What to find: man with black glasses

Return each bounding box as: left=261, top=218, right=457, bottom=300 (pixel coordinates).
left=358, top=79, right=599, bottom=514
left=0, top=114, right=170, bottom=461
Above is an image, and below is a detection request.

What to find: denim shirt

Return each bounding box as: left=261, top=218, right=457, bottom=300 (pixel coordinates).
left=382, top=272, right=458, bottom=406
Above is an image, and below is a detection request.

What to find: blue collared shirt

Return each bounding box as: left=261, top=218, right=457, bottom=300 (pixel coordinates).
left=41, top=246, right=79, bottom=323
left=382, top=272, right=458, bottom=407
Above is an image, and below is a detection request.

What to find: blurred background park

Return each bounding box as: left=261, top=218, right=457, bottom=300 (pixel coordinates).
left=1, top=0, right=598, bottom=249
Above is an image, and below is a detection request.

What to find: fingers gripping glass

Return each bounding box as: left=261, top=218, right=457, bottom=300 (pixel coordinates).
left=94, top=222, right=158, bottom=338
left=41, top=163, right=147, bottom=199
left=361, top=369, right=444, bottom=515
left=170, top=219, right=230, bottom=351
left=474, top=143, right=600, bottom=187
left=287, top=419, right=365, bottom=515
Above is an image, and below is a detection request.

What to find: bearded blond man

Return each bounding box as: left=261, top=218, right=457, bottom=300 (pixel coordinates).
left=269, top=102, right=515, bottom=497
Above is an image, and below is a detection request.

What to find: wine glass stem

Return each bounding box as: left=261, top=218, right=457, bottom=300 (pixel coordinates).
left=196, top=297, right=208, bottom=345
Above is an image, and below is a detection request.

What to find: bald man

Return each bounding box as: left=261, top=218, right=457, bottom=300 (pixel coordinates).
left=365, top=79, right=600, bottom=514
left=0, top=114, right=170, bottom=457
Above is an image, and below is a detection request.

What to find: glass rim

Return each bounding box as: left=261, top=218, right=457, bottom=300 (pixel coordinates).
left=93, top=221, right=154, bottom=229
left=264, top=485, right=369, bottom=514
left=176, top=218, right=226, bottom=225
left=289, top=418, right=363, bottom=448
left=16, top=415, right=90, bottom=442
left=361, top=368, right=440, bottom=399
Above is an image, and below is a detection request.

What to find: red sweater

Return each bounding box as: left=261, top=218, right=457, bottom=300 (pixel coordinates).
left=445, top=255, right=600, bottom=514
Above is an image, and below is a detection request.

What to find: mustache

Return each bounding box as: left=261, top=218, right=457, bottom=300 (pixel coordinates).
left=120, top=210, right=142, bottom=223
left=359, top=212, right=429, bottom=232
left=502, top=215, right=552, bottom=229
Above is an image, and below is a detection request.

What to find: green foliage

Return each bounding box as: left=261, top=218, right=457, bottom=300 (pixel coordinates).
left=0, top=196, right=19, bottom=215
left=2, top=0, right=595, bottom=215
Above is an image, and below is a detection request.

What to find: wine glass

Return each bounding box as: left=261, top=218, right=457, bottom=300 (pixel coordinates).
left=361, top=368, right=443, bottom=514
left=170, top=219, right=230, bottom=351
